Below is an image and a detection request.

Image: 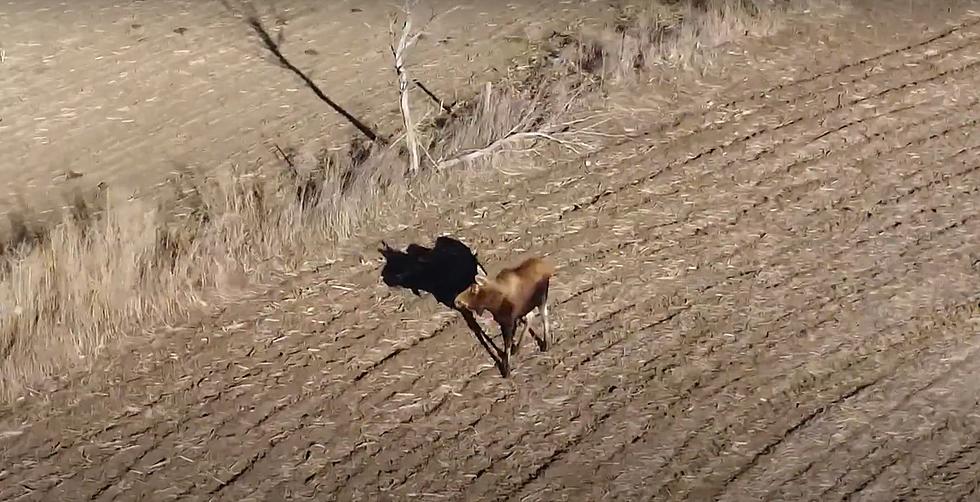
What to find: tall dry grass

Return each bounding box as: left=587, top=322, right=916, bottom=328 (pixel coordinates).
left=552, top=0, right=838, bottom=81
left=0, top=0, right=834, bottom=405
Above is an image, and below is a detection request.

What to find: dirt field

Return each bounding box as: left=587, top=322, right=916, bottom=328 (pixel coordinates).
left=0, top=0, right=614, bottom=217
left=3, top=1, right=980, bottom=501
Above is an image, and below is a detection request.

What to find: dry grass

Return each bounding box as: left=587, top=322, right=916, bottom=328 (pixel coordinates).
left=0, top=0, right=836, bottom=406
left=552, top=0, right=841, bottom=81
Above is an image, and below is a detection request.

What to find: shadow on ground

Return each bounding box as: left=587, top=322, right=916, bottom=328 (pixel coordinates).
left=379, top=236, right=488, bottom=308
left=378, top=236, right=508, bottom=376
left=220, top=0, right=385, bottom=144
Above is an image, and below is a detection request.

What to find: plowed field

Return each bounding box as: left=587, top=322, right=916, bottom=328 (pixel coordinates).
left=2, top=3, right=979, bottom=502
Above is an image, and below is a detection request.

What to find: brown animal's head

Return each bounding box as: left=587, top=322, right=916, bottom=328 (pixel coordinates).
left=454, top=273, right=492, bottom=315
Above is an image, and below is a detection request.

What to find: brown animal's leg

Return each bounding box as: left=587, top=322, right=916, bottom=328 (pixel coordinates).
left=528, top=281, right=552, bottom=352
left=512, top=313, right=532, bottom=356
left=499, top=319, right=516, bottom=378
left=527, top=324, right=544, bottom=351
left=524, top=313, right=544, bottom=351
left=524, top=305, right=548, bottom=352
left=540, top=299, right=551, bottom=352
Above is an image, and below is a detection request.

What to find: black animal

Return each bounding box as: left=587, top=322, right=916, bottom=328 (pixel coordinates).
left=379, top=236, right=488, bottom=308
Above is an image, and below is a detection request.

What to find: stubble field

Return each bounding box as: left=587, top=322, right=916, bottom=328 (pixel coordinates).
left=1, top=1, right=979, bottom=501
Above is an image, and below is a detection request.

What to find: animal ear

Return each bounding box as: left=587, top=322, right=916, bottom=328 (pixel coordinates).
left=474, top=274, right=488, bottom=286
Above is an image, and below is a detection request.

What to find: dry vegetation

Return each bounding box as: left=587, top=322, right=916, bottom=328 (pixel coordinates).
left=0, top=0, right=834, bottom=404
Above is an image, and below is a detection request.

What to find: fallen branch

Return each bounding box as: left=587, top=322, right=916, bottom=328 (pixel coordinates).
left=434, top=78, right=600, bottom=171
left=435, top=126, right=596, bottom=171
left=273, top=143, right=295, bottom=170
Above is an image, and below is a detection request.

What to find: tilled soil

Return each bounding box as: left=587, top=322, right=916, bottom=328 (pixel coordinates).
left=2, top=5, right=980, bottom=502
left=0, top=0, right=613, bottom=217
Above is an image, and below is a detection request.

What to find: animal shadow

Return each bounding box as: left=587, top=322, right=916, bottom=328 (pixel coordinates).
left=378, top=236, right=507, bottom=374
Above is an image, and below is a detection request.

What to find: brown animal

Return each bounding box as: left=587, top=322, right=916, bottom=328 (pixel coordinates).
left=454, top=256, right=555, bottom=377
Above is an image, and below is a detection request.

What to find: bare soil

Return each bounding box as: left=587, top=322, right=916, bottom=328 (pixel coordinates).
left=0, top=0, right=613, bottom=217
left=2, top=2, right=980, bottom=501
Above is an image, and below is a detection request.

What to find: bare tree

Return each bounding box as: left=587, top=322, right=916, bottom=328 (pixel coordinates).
left=389, top=1, right=459, bottom=174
